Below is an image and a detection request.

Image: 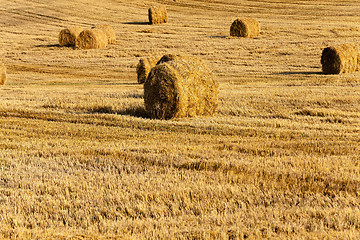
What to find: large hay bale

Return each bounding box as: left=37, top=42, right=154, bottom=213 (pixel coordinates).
left=156, top=54, right=186, bottom=65
left=75, top=29, right=108, bottom=49
left=144, top=56, right=219, bottom=119
left=92, top=24, right=116, bottom=44
left=0, top=62, right=6, bottom=85
left=148, top=5, right=168, bottom=25
left=58, top=27, right=83, bottom=46
left=321, top=43, right=360, bottom=74
left=136, top=57, right=161, bottom=84
left=230, top=18, right=260, bottom=38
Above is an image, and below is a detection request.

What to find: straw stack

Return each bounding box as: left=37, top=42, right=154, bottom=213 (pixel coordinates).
left=144, top=56, right=219, bottom=119
left=230, top=18, right=260, bottom=38
left=321, top=43, right=360, bottom=74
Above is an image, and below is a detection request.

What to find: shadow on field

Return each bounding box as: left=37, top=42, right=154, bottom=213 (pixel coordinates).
left=118, top=107, right=149, bottom=118
left=123, top=21, right=150, bottom=25
left=208, top=35, right=227, bottom=39
left=34, top=44, right=63, bottom=48
left=275, top=71, right=323, bottom=75
left=89, top=106, right=149, bottom=118
left=107, top=82, right=140, bottom=86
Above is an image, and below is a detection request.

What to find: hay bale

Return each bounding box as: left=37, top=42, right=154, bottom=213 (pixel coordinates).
left=136, top=54, right=185, bottom=84
left=321, top=43, right=360, bottom=74
left=75, top=29, right=108, bottom=49
left=156, top=54, right=186, bottom=65
left=230, top=18, right=260, bottom=38
left=148, top=5, right=168, bottom=25
left=58, top=27, right=83, bottom=46
left=144, top=56, right=219, bottom=119
left=0, top=62, right=6, bottom=85
left=92, top=24, right=116, bottom=44
left=136, top=57, right=161, bottom=84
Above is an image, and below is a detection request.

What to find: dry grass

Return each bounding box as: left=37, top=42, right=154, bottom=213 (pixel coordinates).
left=1, top=0, right=360, bottom=239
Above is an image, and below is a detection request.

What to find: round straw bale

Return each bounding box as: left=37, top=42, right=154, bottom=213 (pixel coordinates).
left=136, top=56, right=161, bottom=84
left=144, top=57, right=219, bottom=119
left=0, top=62, right=6, bottom=86
left=92, top=24, right=116, bottom=44
left=230, top=18, right=260, bottom=38
left=156, top=54, right=186, bottom=65
left=148, top=5, right=168, bottom=25
left=321, top=43, right=360, bottom=74
left=75, top=29, right=108, bottom=49
left=58, top=27, right=83, bottom=46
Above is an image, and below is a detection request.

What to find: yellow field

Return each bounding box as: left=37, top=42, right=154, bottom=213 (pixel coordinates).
left=1, top=0, right=360, bottom=239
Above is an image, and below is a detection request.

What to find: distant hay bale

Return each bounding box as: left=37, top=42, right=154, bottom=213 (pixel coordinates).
left=136, top=54, right=186, bottom=84
left=75, top=29, right=108, bottom=49
left=58, top=27, right=83, bottom=46
left=148, top=5, right=168, bottom=25
left=0, top=62, right=6, bottom=85
left=230, top=18, right=260, bottom=38
left=321, top=43, right=360, bottom=74
left=136, top=57, right=161, bottom=84
left=92, top=24, right=116, bottom=44
left=144, top=56, right=219, bottom=119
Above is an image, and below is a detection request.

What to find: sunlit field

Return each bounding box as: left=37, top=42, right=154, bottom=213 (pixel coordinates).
left=1, top=0, right=360, bottom=239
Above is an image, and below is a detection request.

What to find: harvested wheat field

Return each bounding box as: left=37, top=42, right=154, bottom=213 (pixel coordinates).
left=0, top=0, right=360, bottom=239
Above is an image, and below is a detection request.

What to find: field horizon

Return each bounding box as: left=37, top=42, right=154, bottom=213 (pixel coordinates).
left=1, top=0, right=360, bottom=239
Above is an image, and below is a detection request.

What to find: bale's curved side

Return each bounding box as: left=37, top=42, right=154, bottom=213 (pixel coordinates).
left=92, top=24, right=116, bottom=44
left=321, top=43, right=360, bottom=74
left=59, top=27, right=83, bottom=46
left=156, top=54, right=187, bottom=65
left=230, top=18, right=260, bottom=38
left=0, top=63, right=6, bottom=86
left=75, top=29, right=108, bottom=49
left=144, top=58, right=219, bottom=119
left=136, top=57, right=161, bottom=84
left=148, top=5, right=168, bottom=25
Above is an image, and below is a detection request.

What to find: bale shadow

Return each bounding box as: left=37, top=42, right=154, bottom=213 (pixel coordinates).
left=275, top=71, right=323, bottom=75
left=125, top=92, right=144, bottom=99
left=117, top=106, right=149, bottom=118
left=208, top=35, right=227, bottom=39
left=34, top=44, right=62, bottom=48
left=107, top=82, right=140, bottom=86
left=89, top=105, right=149, bottom=118
left=123, top=21, right=150, bottom=25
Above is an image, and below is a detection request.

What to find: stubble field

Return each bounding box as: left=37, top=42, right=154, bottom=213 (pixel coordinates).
left=0, top=0, right=360, bottom=239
